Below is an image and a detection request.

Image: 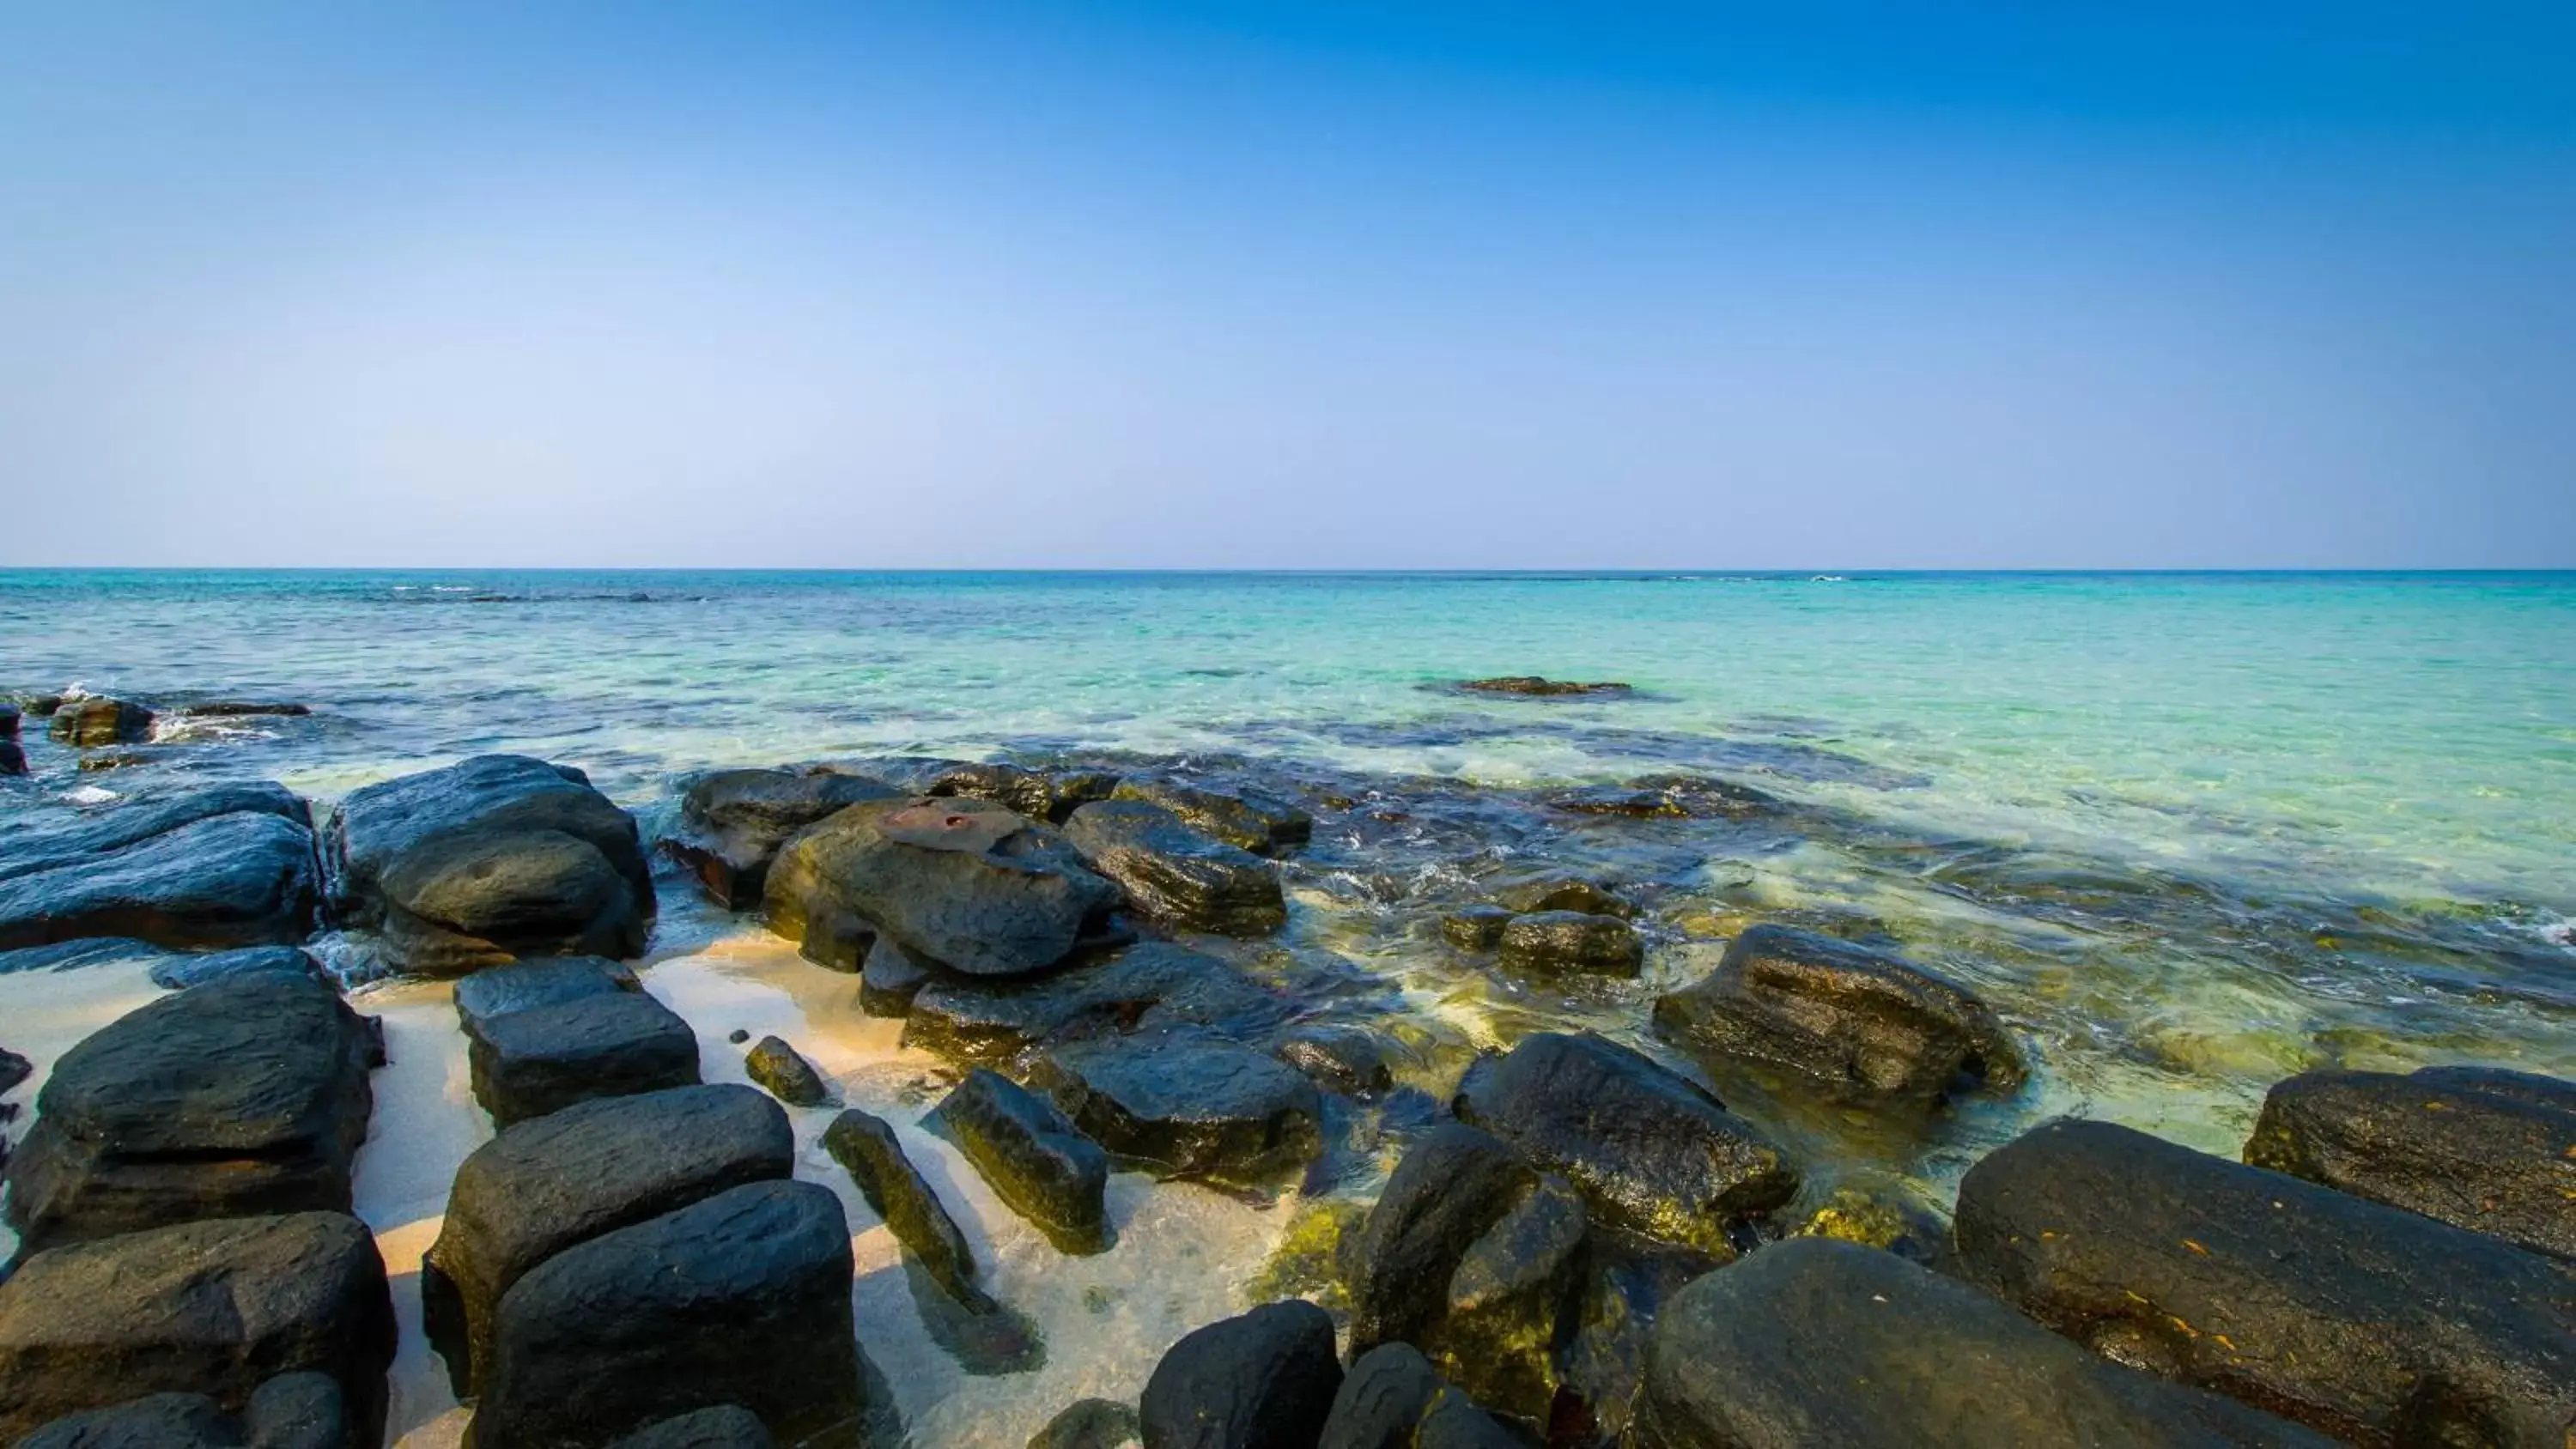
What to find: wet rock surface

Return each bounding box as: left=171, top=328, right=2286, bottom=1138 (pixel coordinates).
left=1109, top=776, right=1312, bottom=857
left=860, top=936, right=934, bottom=1014
left=744, top=1033, right=835, bottom=1106
left=1030, top=1397, right=1143, bottom=1449
left=904, top=943, right=1285, bottom=1066
left=14, top=1373, right=348, bottom=1449
left=0, top=786, right=320, bottom=951
left=1457, top=677, right=1631, bottom=698
left=455, top=956, right=701, bottom=1124
left=920, top=760, right=1125, bottom=824
left=1272, top=1024, right=1395, bottom=1096
left=824, top=1106, right=985, bottom=1307
left=1654, top=922, right=2024, bottom=1106
left=3, top=974, right=377, bottom=1257
left=928, top=1068, right=1112, bottom=1254
left=1138, top=1299, right=1342, bottom=1449
left=2243, top=1064, right=2576, bottom=1259
left=1033, top=1031, right=1326, bottom=1187
left=1495, top=910, right=1642, bottom=976
left=1065, top=800, right=1288, bottom=937
left=0, top=1211, right=396, bottom=1448
left=1320, top=1343, right=1523, bottom=1449
left=47, top=697, right=155, bottom=747
left=663, top=767, right=899, bottom=909
left=1954, top=1116, right=2576, bottom=1447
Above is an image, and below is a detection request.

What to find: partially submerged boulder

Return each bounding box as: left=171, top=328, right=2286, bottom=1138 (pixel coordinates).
left=1110, top=776, right=1312, bottom=857
left=1653, top=923, right=2024, bottom=1106
left=47, top=697, right=155, bottom=747
left=1064, top=800, right=1287, bottom=937
left=1138, top=1299, right=1342, bottom=1449
left=662, top=768, right=897, bottom=910
left=1457, top=677, right=1630, bottom=698
left=473, top=1180, right=865, bottom=1449
left=764, top=796, right=1122, bottom=979
left=744, top=1034, right=834, bottom=1107
left=1632, top=1237, right=2335, bottom=1449
left=903, top=943, right=1285, bottom=1065
left=924, top=761, right=1124, bottom=824
left=454, top=957, right=699, bottom=1125
left=1954, top=1117, right=2576, bottom=1447
left=2244, top=1064, right=2576, bottom=1260
left=1030, top=1397, right=1143, bottom=1449
left=1273, top=1024, right=1396, bottom=1097
left=324, top=755, right=654, bottom=974
left=824, top=1107, right=985, bottom=1307
left=1032, top=1032, right=1325, bottom=1188
left=1454, top=1032, right=1795, bottom=1257
left=0, top=791, right=319, bottom=952
left=422, top=1083, right=793, bottom=1396
left=1496, top=911, right=1643, bottom=977
left=0, top=1211, right=396, bottom=1448
left=3, top=974, right=377, bottom=1257
left=928, top=1069, right=1111, bottom=1254
left=1489, top=874, right=1634, bottom=918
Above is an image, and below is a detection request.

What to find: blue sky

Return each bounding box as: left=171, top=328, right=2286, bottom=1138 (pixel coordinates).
left=2, top=2, right=2570, bottom=567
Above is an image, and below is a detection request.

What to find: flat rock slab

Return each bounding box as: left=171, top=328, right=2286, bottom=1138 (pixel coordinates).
left=3, top=973, right=377, bottom=1256
left=2244, top=1064, right=2576, bottom=1260
left=0, top=1211, right=396, bottom=1449
left=1455, top=1031, right=1796, bottom=1257
left=662, top=767, right=898, bottom=910
left=1654, top=922, right=2025, bottom=1106
left=824, top=1107, right=983, bottom=1306
left=1064, top=801, right=1286, bottom=937
left=475, top=1180, right=864, bottom=1449
left=1140, top=1300, right=1343, bottom=1449
left=903, top=943, right=1285, bottom=1065
left=1633, top=1237, right=2335, bottom=1449
left=1955, top=1117, right=2576, bottom=1447
left=764, top=796, right=1122, bottom=979
left=424, top=1082, right=793, bottom=1396
left=0, top=799, right=319, bottom=952
left=1033, top=1032, right=1324, bottom=1188
left=456, top=958, right=700, bottom=1125
left=929, top=1069, right=1112, bottom=1255
left=1109, top=776, right=1311, bottom=857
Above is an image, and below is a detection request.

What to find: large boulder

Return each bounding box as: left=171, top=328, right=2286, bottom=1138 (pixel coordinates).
left=0, top=784, right=307, bottom=882
left=1653, top=924, right=2024, bottom=1106
left=47, top=697, right=155, bottom=747
left=323, top=755, right=654, bottom=974
left=1063, top=801, right=1286, bottom=937
left=1631, top=1238, right=2334, bottom=1449
left=1110, top=778, right=1312, bottom=858
left=14, top=1373, right=347, bottom=1449
left=1954, top=1117, right=2576, bottom=1447
left=422, top=1083, right=792, bottom=1395
left=903, top=943, right=1286, bottom=1065
left=0, top=1211, right=396, bottom=1448
left=454, top=957, right=700, bottom=1125
left=1454, top=1033, right=1796, bottom=1257
left=928, top=1068, right=1112, bottom=1254
left=1032, top=1032, right=1325, bottom=1188
left=1320, top=1343, right=1524, bottom=1449
left=662, top=768, right=898, bottom=910
left=764, top=796, right=1123, bottom=979
left=2244, top=1064, right=2576, bottom=1260
left=1138, top=1299, right=1342, bottom=1449
left=473, top=1180, right=865, bottom=1449
left=1496, top=911, right=1643, bottom=977
left=3, top=974, right=376, bottom=1257
left=0, top=788, right=319, bottom=952
left=824, top=1107, right=985, bottom=1307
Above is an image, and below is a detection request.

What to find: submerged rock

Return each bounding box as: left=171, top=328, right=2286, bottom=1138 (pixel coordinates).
left=473, top=1180, right=866, bottom=1449
left=1138, top=1299, right=1343, bottom=1449
left=1030, top=1397, right=1142, bottom=1449
left=0, top=793, right=319, bottom=952
left=824, top=1107, right=985, bottom=1307
left=1033, top=1032, right=1325, bottom=1187
left=1457, top=677, right=1630, bottom=698
left=1496, top=910, right=1643, bottom=977
left=0, top=1212, right=396, bottom=1448
left=0, top=738, right=21, bottom=775
left=3, top=974, right=377, bottom=1257
left=1547, top=775, right=1782, bottom=821
left=2244, top=1064, right=2576, bottom=1260
left=1273, top=1024, right=1396, bottom=1097
left=765, top=795, right=1123, bottom=979
left=1633, top=1237, right=2335, bottom=1449
left=1455, top=1032, right=1795, bottom=1256
left=171, top=700, right=313, bottom=718
left=926, top=761, right=1125, bottom=824
left=1065, top=800, right=1287, bottom=937
left=1440, top=906, right=1514, bottom=951
left=903, top=943, right=1285, bottom=1065
left=1110, top=776, right=1313, bottom=857
left=47, top=697, right=155, bottom=747
left=744, top=1034, right=835, bottom=1107
left=1320, top=1343, right=1523, bottom=1449
left=1953, top=1117, right=2576, bottom=1446
left=612, top=1405, right=776, bottom=1449
left=1653, top=923, right=2025, bottom=1106
left=324, top=754, right=654, bottom=974
left=928, top=1069, right=1112, bottom=1255
left=1490, top=874, right=1634, bottom=918
left=423, top=1084, right=793, bottom=1396
left=662, top=767, right=897, bottom=910
left=455, top=957, right=700, bottom=1125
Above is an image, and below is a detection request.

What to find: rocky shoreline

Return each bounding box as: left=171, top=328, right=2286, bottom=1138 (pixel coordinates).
left=0, top=720, right=2570, bottom=1447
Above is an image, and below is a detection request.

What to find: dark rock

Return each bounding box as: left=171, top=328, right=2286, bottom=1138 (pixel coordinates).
left=423, top=1083, right=793, bottom=1396
left=1031, top=1397, right=1142, bottom=1449
left=904, top=943, right=1285, bottom=1065
left=1653, top=923, right=2025, bottom=1106
left=860, top=936, right=933, bottom=1016
left=1033, top=1032, right=1325, bottom=1187
left=663, top=768, right=897, bottom=910
left=927, top=761, right=1124, bottom=824
left=0, top=1211, right=396, bottom=1448
left=1110, top=777, right=1312, bottom=858
left=1632, top=1237, right=2336, bottom=1449
left=611, top=1405, right=776, bottom=1449
left=1490, top=875, right=1633, bottom=919
left=1273, top=1025, right=1394, bottom=1096
left=15, top=1373, right=347, bottom=1449
left=744, top=1034, right=834, bottom=1107
left=455, top=958, right=700, bottom=1125
left=1065, top=801, right=1287, bottom=937
left=0, top=784, right=307, bottom=883
left=0, top=701, right=16, bottom=738
left=1, top=1045, right=27, bottom=1096
left=1436, top=1173, right=1589, bottom=1417
left=1548, top=775, right=1782, bottom=821
left=1138, top=1299, right=1342, bottom=1449
left=172, top=701, right=313, bottom=718
left=1787, top=1183, right=1954, bottom=1270
left=824, top=1107, right=983, bottom=1305
left=1319, top=1343, right=1522, bottom=1449
left=474, top=1181, right=865, bottom=1449
left=0, top=739, right=22, bottom=775
left=1457, top=677, right=1630, bottom=698
left=1439, top=906, right=1513, bottom=951
left=2244, top=1064, right=2576, bottom=1260
left=765, top=796, right=1122, bottom=979
left=927, top=1069, right=1111, bottom=1254
left=48, top=698, right=155, bottom=747
left=76, top=748, right=174, bottom=773
left=1454, top=1033, right=1795, bottom=1256
left=3, top=975, right=376, bottom=1257
left=147, top=945, right=328, bottom=991
left=1953, top=1117, right=2576, bottom=1447
left=1496, top=911, right=1643, bottom=977
left=323, top=755, right=654, bottom=974
left=727, top=1028, right=750, bottom=1044
left=0, top=809, right=319, bottom=953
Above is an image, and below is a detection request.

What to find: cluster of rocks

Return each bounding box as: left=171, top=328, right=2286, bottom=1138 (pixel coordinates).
left=1443, top=874, right=1645, bottom=977
left=3, top=692, right=315, bottom=777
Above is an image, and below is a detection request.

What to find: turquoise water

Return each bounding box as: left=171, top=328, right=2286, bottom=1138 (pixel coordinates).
left=4, top=569, right=2573, bottom=1153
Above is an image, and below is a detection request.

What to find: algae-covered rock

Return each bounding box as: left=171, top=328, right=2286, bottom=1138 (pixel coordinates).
left=48, top=697, right=155, bottom=747
left=1246, top=1197, right=1370, bottom=1312
left=1273, top=1025, right=1396, bottom=1097
left=1496, top=911, right=1643, bottom=977
left=1457, top=677, right=1629, bottom=698
left=1439, top=906, right=1513, bottom=952
left=1110, top=776, right=1312, bottom=857
left=744, top=1034, right=834, bottom=1107
left=928, top=1069, right=1112, bottom=1254
left=1789, top=1184, right=1952, bottom=1270
left=1032, top=1032, right=1324, bottom=1188
left=1030, top=1397, right=1142, bottom=1449
left=1064, top=800, right=1287, bottom=937
left=824, top=1107, right=984, bottom=1307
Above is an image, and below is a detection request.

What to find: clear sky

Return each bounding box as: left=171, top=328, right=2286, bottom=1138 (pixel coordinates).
left=3, top=2, right=2571, bottom=568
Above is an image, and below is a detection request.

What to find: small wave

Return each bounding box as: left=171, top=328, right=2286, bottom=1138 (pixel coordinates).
left=62, top=785, right=118, bottom=805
